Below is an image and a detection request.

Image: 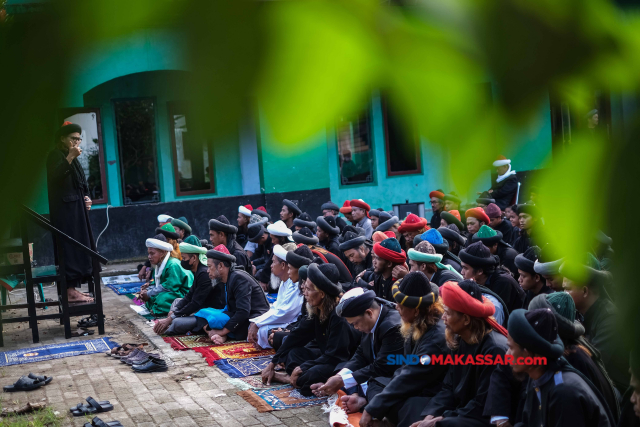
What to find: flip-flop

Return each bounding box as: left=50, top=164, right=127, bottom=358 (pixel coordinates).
left=91, top=417, right=123, bottom=427
left=3, top=376, right=44, bottom=392
left=86, top=396, right=114, bottom=413
left=71, top=328, right=95, bottom=337
left=69, top=399, right=111, bottom=416
left=77, top=314, right=98, bottom=328
left=27, top=373, right=52, bottom=385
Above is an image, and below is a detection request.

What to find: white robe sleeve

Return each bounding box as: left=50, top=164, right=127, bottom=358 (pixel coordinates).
left=250, top=279, right=304, bottom=327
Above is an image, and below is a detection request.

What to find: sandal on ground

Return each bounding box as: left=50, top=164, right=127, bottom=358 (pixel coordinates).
left=71, top=328, right=95, bottom=337
left=27, top=373, right=52, bottom=385
left=77, top=314, right=98, bottom=328
left=3, top=376, right=45, bottom=392
left=70, top=397, right=113, bottom=417
left=91, top=416, right=123, bottom=427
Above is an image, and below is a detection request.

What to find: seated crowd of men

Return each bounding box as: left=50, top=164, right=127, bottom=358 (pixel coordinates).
left=135, top=156, right=638, bottom=427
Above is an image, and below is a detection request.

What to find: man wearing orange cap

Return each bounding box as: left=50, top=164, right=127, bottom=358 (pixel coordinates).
left=398, top=213, right=429, bottom=250
left=350, top=199, right=374, bottom=239
left=429, top=190, right=446, bottom=230
left=465, top=207, right=490, bottom=241
left=486, top=155, right=518, bottom=210
left=340, top=201, right=355, bottom=225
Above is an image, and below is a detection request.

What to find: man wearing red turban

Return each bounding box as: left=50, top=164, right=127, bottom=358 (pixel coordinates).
left=398, top=213, right=429, bottom=250
left=350, top=199, right=374, bottom=239
left=410, top=280, right=509, bottom=427
left=355, top=238, right=407, bottom=302
left=429, top=190, right=446, bottom=230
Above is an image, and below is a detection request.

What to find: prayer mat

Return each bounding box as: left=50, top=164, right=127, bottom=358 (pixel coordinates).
left=125, top=295, right=156, bottom=320
left=194, top=342, right=275, bottom=366
left=330, top=390, right=362, bottom=427
left=237, top=384, right=327, bottom=412
left=106, top=282, right=144, bottom=295
left=0, top=337, right=117, bottom=367
left=227, top=375, right=279, bottom=390
left=102, top=274, right=141, bottom=285
left=162, top=334, right=215, bottom=351
left=214, top=355, right=273, bottom=378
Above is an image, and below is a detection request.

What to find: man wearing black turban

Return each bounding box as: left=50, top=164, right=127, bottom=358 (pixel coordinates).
left=47, top=121, right=96, bottom=303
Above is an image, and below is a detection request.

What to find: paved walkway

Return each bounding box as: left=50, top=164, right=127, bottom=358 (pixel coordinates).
left=0, top=278, right=328, bottom=426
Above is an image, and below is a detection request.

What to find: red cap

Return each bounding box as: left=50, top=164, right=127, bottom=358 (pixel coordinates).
left=465, top=207, right=490, bottom=225
left=398, top=213, right=428, bottom=234
left=449, top=210, right=461, bottom=221
left=213, top=244, right=231, bottom=255
left=350, top=199, right=370, bottom=218
left=429, top=190, right=445, bottom=200
left=256, top=206, right=267, bottom=213
left=339, top=200, right=352, bottom=214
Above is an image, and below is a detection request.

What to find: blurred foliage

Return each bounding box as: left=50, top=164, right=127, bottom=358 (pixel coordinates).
left=1, top=0, right=640, bottom=362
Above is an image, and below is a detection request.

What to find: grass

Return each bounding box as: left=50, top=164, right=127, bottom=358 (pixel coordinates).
left=0, top=407, right=61, bottom=427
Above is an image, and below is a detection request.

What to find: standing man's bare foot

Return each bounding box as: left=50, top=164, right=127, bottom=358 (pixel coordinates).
left=67, top=288, right=94, bottom=303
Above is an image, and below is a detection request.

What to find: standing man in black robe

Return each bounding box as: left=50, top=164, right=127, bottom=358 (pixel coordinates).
left=507, top=308, right=614, bottom=427
left=208, top=215, right=250, bottom=272
left=46, top=121, right=95, bottom=303
left=459, top=241, right=524, bottom=314
left=310, top=288, right=404, bottom=398
left=261, top=263, right=360, bottom=396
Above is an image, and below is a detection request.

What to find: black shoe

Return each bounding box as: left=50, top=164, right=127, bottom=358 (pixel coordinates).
left=132, top=360, right=168, bottom=373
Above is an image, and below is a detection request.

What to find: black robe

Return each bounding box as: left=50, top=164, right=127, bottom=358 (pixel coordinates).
left=490, top=174, right=518, bottom=210
left=200, top=269, right=269, bottom=340
left=617, top=386, right=640, bottom=427
left=515, top=359, right=613, bottom=427
left=321, top=236, right=341, bottom=259
left=347, top=249, right=373, bottom=280
left=46, top=148, right=95, bottom=284
left=236, top=225, right=249, bottom=249
left=430, top=210, right=443, bottom=230
left=522, top=283, right=553, bottom=309
left=228, top=240, right=250, bottom=272
left=443, top=253, right=462, bottom=273
left=494, top=219, right=514, bottom=245
left=365, top=320, right=450, bottom=421
left=173, top=263, right=224, bottom=317
left=358, top=270, right=395, bottom=302
left=483, top=270, right=525, bottom=314
left=421, top=330, right=509, bottom=423
left=484, top=363, right=526, bottom=425
left=431, top=269, right=462, bottom=287
left=341, top=303, right=404, bottom=384
left=496, top=244, right=519, bottom=279
left=583, top=297, right=630, bottom=393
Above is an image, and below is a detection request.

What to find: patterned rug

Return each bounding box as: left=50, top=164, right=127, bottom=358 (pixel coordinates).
left=237, top=385, right=327, bottom=412
left=162, top=335, right=216, bottom=351
left=214, top=355, right=273, bottom=378
left=106, top=282, right=144, bottom=295
left=194, top=342, right=275, bottom=366
left=0, top=337, right=117, bottom=367
left=227, top=375, right=279, bottom=390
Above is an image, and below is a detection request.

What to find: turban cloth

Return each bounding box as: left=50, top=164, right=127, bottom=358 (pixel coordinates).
left=308, top=263, right=342, bottom=297
left=373, top=231, right=395, bottom=244
left=373, top=238, right=407, bottom=264
left=472, top=225, right=503, bottom=246
left=179, top=242, right=207, bottom=264
left=156, top=223, right=180, bottom=240
left=350, top=199, right=371, bottom=215
left=339, top=200, right=352, bottom=214
left=392, top=271, right=438, bottom=309
left=239, top=204, right=253, bottom=216
left=171, top=217, right=192, bottom=234
left=283, top=199, right=302, bottom=216
left=484, top=203, right=501, bottom=219
left=493, top=155, right=511, bottom=167
left=440, top=281, right=508, bottom=337
left=206, top=244, right=236, bottom=264
left=429, top=190, right=445, bottom=200
left=146, top=238, right=173, bottom=252
left=508, top=308, right=564, bottom=359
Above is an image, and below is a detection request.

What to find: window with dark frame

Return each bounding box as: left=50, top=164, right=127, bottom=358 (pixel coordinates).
left=58, top=108, right=108, bottom=204
left=168, top=102, right=215, bottom=196
left=336, top=111, right=374, bottom=185
left=114, top=98, right=160, bottom=205
left=383, top=99, right=421, bottom=176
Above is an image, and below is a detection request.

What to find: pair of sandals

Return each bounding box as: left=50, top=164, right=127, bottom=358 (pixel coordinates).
left=83, top=416, right=123, bottom=427
left=3, top=373, right=52, bottom=392
left=70, top=397, right=114, bottom=417
left=107, top=343, right=147, bottom=358
left=78, top=314, right=98, bottom=328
